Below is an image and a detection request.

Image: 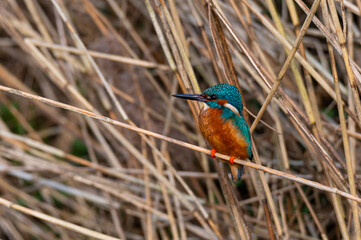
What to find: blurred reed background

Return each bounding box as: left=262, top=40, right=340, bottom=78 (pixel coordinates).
left=0, top=0, right=361, bottom=239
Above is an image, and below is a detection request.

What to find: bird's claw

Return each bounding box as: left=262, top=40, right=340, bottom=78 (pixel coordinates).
left=211, top=149, right=217, bottom=158
left=229, top=156, right=236, bottom=164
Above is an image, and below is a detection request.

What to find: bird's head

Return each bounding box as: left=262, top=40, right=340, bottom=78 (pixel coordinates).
left=173, top=84, right=243, bottom=115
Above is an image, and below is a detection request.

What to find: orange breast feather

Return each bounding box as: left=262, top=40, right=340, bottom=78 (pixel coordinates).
left=199, top=107, right=249, bottom=159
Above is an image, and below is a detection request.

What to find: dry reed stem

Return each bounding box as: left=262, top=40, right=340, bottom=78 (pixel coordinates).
left=48, top=2, right=218, bottom=237
left=50, top=0, right=128, bottom=121
left=237, top=0, right=354, bottom=193
left=0, top=197, right=120, bottom=240
left=27, top=38, right=170, bottom=70
left=324, top=3, right=360, bottom=238
left=250, top=0, right=321, bottom=132
left=327, top=0, right=361, bottom=127
left=1, top=84, right=361, bottom=205
left=207, top=4, right=251, bottom=239
left=207, top=3, right=284, bottom=237
left=2, top=1, right=361, bottom=239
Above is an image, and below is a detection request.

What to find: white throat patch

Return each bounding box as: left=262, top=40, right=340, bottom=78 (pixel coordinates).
left=202, top=103, right=209, bottom=110
left=224, top=103, right=240, bottom=116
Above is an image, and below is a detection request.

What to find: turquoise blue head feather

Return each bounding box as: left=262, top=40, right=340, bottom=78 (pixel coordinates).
left=201, top=84, right=243, bottom=113
left=172, top=84, right=244, bottom=114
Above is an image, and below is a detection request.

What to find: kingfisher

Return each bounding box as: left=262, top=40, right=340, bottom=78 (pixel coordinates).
left=173, top=84, right=253, bottom=183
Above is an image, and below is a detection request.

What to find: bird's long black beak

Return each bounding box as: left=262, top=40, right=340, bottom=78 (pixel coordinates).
left=172, top=94, right=206, bottom=102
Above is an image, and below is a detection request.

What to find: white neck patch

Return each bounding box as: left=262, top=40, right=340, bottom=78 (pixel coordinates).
left=202, top=103, right=209, bottom=110
left=224, top=103, right=240, bottom=116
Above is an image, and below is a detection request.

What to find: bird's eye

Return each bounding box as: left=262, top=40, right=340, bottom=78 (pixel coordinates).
left=210, top=94, right=217, bottom=100
left=204, top=94, right=217, bottom=101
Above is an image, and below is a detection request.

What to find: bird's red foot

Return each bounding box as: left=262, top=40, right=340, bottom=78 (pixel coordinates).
left=229, top=156, right=236, bottom=164
left=210, top=149, right=217, bottom=158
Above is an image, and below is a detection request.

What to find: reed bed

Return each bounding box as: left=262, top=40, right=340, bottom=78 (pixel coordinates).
left=0, top=0, right=360, bottom=239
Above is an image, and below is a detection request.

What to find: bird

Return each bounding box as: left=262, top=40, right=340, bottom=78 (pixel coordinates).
left=173, top=84, right=253, bottom=183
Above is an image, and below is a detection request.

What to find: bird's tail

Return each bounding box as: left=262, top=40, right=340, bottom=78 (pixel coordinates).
left=229, top=164, right=244, bottom=184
